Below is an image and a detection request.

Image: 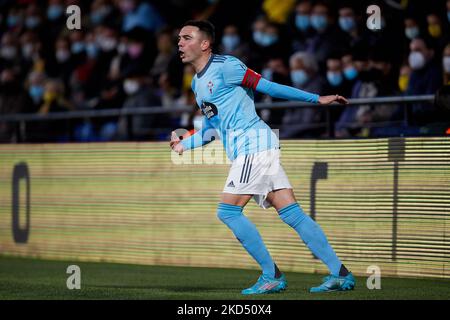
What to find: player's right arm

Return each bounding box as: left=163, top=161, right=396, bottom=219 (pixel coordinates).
left=170, top=116, right=215, bottom=155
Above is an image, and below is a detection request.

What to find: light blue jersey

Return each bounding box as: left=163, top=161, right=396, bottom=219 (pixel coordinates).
left=181, top=54, right=319, bottom=160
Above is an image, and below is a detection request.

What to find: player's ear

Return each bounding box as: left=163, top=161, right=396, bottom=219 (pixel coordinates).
left=200, top=39, right=211, bottom=52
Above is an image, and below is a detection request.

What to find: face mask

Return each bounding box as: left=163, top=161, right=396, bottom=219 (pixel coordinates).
left=409, top=51, right=426, bottom=70
left=327, top=71, right=343, bottom=86
left=117, top=42, right=128, bottom=55
left=310, top=14, right=328, bottom=31
left=7, top=15, right=20, bottom=28
left=47, top=5, right=64, bottom=20
left=91, top=5, right=112, bottom=24
left=261, top=33, right=278, bottom=47
left=71, top=42, right=85, bottom=54
left=398, top=75, right=409, bottom=92
left=120, top=0, right=136, bottom=13
left=193, top=115, right=203, bottom=131
left=90, top=11, right=105, bottom=25
left=343, top=66, right=358, bottom=80
left=339, top=17, right=356, bottom=32
left=405, top=27, right=419, bottom=40
left=253, top=31, right=265, bottom=46
left=290, top=70, right=309, bottom=86
left=0, top=46, right=17, bottom=60
left=222, top=35, right=240, bottom=51
left=123, top=79, right=140, bottom=95
left=100, top=38, right=117, bottom=51
left=29, top=85, right=44, bottom=102
left=56, top=49, right=70, bottom=63
left=25, top=16, right=40, bottom=29
left=127, top=44, right=143, bottom=58
left=22, top=43, right=34, bottom=59
left=86, top=43, right=99, bottom=58
left=295, top=14, right=310, bottom=31
left=428, top=24, right=441, bottom=38
left=443, top=56, right=450, bottom=73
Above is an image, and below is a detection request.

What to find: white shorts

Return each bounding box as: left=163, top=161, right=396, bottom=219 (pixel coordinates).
left=223, top=148, right=292, bottom=209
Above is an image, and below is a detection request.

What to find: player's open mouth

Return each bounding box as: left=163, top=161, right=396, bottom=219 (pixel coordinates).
left=179, top=51, right=185, bottom=59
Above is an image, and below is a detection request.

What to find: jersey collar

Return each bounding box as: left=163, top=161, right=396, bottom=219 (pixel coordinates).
left=196, top=53, right=214, bottom=79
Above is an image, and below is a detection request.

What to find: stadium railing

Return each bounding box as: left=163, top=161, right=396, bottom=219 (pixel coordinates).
left=0, top=94, right=440, bottom=142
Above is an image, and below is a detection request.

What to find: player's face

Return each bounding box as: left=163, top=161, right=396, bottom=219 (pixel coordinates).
left=178, top=26, right=205, bottom=64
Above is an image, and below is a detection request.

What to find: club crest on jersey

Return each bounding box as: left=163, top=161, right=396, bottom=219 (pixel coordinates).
left=200, top=101, right=218, bottom=119
left=207, top=81, right=214, bottom=94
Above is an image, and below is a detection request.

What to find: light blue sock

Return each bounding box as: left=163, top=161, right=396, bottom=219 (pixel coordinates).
left=217, top=203, right=277, bottom=278
left=278, top=203, right=342, bottom=276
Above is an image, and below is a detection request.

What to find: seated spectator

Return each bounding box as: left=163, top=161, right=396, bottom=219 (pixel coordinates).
left=281, top=51, right=325, bottom=138
left=117, top=69, right=162, bottom=140
left=80, top=80, right=126, bottom=142
left=426, top=13, right=447, bottom=54
left=335, top=49, right=398, bottom=137
left=46, top=36, right=78, bottom=92
left=404, top=16, right=422, bottom=41
left=258, top=57, right=290, bottom=126
left=20, top=30, right=45, bottom=74
left=443, top=43, right=450, bottom=84
left=38, top=79, right=73, bottom=114
left=338, top=4, right=364, bottom=49
left=31, top=79, right=74, bottom=142
left=26, top=71, right=47, bottom=113
left=150, top=28, right=178, bottom=83
left=322, top=53, right=353, bottom=133
left=290, top=0, right=314, bottom=52
left=217, top=24, right=250, bottom=64
left=119, top=27, right=155, bottom=79
left=45, top=0, right=66, bottom=28
left=89, top=0, right=117, bottom=28
left=0, top=31, right=22, bottom=72
left=248, top=16, right=290, bottom=71
left=305, top=2, right=347, bottom=70
left=0, top=68, right=31, bottom=142
left=120, top=0, right=165, bottom=33
left=406, top=37, right=442, bottom=124
left=5, top=6, right=25, bottom=37
left=341, top=52, right=360, bottom=84
left=323, top=53, right=352, bottom=97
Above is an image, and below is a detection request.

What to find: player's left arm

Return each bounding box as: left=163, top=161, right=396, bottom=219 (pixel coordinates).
left=255, top=77, right=348, bottom=105
left=222, top=56, right=348, bottom=105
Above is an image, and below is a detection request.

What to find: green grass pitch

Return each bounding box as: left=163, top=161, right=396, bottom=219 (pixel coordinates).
left=1, top=256, right=449, bottom=300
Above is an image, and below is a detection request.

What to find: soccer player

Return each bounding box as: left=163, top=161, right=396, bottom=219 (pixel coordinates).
left=170, top=20, right=355, bottom=294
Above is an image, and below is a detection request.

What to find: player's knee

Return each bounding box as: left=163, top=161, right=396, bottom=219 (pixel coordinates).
left=217, top=203, right=242, bottom=224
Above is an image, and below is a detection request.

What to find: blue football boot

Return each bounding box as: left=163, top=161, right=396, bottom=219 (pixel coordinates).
left=310, top=272, right=355, bottom=293
left=241, top=274, right=287, bottom=295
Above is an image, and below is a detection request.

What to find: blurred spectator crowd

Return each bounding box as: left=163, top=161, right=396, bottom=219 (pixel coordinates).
left=0, top=0, right=449, bottom=142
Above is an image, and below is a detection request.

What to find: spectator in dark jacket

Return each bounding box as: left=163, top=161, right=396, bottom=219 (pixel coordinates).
left=406, top=37, right=443, bottom=124
left=281, top=51, right=326, bottom=138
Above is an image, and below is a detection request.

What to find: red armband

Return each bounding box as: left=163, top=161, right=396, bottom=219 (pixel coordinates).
left=241, top=68, right=262, bottom=90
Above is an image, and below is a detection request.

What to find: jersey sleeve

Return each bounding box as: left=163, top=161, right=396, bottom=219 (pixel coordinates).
left=180, top=116, right=216, bottom=151
left=222, top=56, right=262, bottom=89
left=255, top=77, right=319, bottom=103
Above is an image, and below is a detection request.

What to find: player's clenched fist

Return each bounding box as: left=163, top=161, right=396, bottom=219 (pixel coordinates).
left=170, top=131, right=184, bottom=155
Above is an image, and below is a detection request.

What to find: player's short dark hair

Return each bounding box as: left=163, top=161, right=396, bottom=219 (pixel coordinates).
left=182, top=20, right=215, bottom=44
